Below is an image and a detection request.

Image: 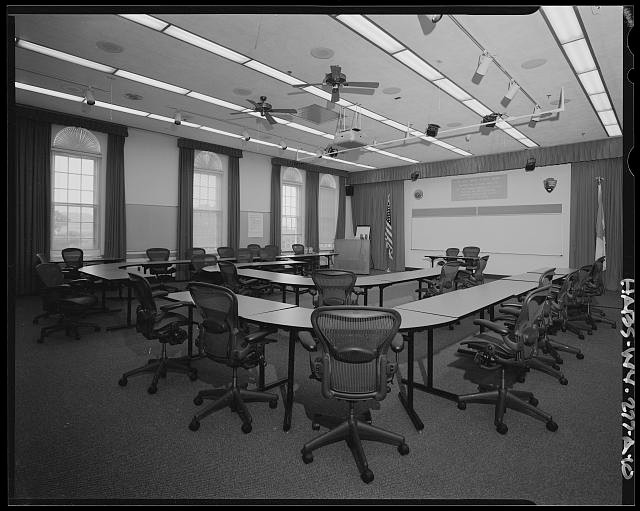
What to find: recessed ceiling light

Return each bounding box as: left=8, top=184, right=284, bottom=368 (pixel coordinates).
left=310, top=47, right=334, bottom=59
left=521, top=58, right=548, bottom=69
left=96, top=41, right=124, bottom=54
left=124, top=92, right=143, bottom=101
left=382, top=87, right=401, bottom=94
left=232, top=88, right=253, bottom=96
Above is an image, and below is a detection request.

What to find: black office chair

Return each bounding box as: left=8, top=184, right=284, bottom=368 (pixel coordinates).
left=236, top=247, right=253, bottom=263
left=418, top=261, right=461, bottom=299
left=118, top=273, right=196, bottom=394
left=435, top=247, right=460, bottom=267
left=33, top=253, right=53, bottom=324
left=34, top=263, right=101, bottom=343
left=292, top=243, right=306, bottom=255
left=547, top=270, right=591, bottom=341
left=145, top=247, right=178, bottom=292
left=298, top=306, right=409, bottom=484
left=460, top=246, right=481, bottom=272
left=264, top=244, right=280, bottom=256
left=61, top=247, right=84, bottom=279
left=187, top=282, right=279, bottom=433
left=456, top=286, right=559, bottom=434
left=217, top=246, right=235, bottom=259
left=217, top=260, right=270, bottom=296
left=190, top=254, right=222, bottom=284
left=247, top=244, right=261, bottom=260
left=259, top=247, right=277, bottom=262
left=575, top=257, right=617, bottom=330
left=455, top=255, right=489, bottom=288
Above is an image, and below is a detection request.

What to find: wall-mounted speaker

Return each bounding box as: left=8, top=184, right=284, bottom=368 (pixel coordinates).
left=525, top=157, right=536, bottom=172
left=410, top=172, right=420, bottom=182
left=345, top=185, right=354, bottom=196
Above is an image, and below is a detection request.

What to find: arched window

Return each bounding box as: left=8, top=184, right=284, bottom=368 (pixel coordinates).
left=318, top=174, right=338, bottom=250
left=281, top=167, right=305, bottom=250
left=193, top=150, right=226, bottom=253
left=51, top=127, right=102, bottom=257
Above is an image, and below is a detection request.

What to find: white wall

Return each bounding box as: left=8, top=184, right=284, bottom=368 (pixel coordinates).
left=239, top=151, right=272, bottom=247
left=404, top=164, right=572, bottom=275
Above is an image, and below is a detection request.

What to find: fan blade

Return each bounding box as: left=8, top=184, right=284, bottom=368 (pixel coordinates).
left=417, top=14, right=437, bottom=35
left=340, top=87, right=375, bottom=95
left=270, top=108, right=298, bottom=114
left=292, top=83, right=324, bottom=88
left=264, top=111, right=277, bottom=125
left=230, top=111, right=249, bottom=115
left=246, top=99, right=257, bottom=105
left=260, top=118, right=274, bottom=130
left=343, top=81, right=379, bottom=88
left=331, top=88, right=340, bottom=103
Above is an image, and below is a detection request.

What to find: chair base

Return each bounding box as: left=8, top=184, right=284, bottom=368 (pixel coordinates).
left=38, top=315, right=101, bottom=343
left=301, top=402, right=409, bottom=484
left=118, top=343, right=197, bottom=394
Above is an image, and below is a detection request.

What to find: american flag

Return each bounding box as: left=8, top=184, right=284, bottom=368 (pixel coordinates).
left=385, top=193, right=393, bottom=261
left=595, top=178, right=606, bottom=270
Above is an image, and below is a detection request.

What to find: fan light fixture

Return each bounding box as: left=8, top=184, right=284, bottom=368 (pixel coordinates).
left=476, top=51, right=493, bottom=76
left=530, top=105, right=543, bottom=123
left=84, top=88, right=95, bottom=105
left=505, top=79, right=520, bottom=100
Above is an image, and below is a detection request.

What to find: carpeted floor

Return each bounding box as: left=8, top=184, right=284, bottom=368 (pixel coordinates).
left=9, top=277, right=624, bottom=504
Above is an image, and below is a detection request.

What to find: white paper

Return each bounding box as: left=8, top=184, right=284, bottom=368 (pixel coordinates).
left=247, top=212, right=263, bottom=238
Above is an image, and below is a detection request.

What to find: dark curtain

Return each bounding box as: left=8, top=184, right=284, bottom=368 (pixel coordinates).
left=177, top=137, right=242, bottom=158
left=16, top=116, right=51, bottom=295
left=15, top=104, right=128, bottom=137
left=177, top=146, right=195, bottom=280
left=351, top=181, right=405, bottom=272
left=228, top=156, right=240, bottom=254
left=270, top=156, right=348, bottom=178
left=270, top=163, right=281, bottom=247
left=305, top=171, right=319, bottom=251
left=335, top=175, right=346, bottom=240
left=569, top=158, right=624, bottom=291
left=104, top=133, right=127, bottom=260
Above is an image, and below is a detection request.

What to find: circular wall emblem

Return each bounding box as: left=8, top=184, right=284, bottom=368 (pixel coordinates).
left=414, top=189, right=424, bottom=199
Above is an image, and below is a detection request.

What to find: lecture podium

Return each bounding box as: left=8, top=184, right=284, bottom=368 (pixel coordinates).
left=333, top=238, right=370, bottom=275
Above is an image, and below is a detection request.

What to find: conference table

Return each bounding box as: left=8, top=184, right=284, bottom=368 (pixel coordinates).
left=423, top=254, right=482, bottom=268
left=528, top=267, right=577, bottom=276
left=275, top=251, right=338, bottom=272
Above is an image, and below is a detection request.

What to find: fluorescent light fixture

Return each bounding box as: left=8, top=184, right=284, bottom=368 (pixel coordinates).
left=251, top=139, right=282, bottom=148
left=604, top=124, right=621, bottom=137
left=15, top=82, right=84, bottom=102
left=16, top=39, right=116, bottom=73
left=200, top=125, right=243, bottom=138
left=94, top=100, right=149, bottom=116
left=462, top=99, right=492, bottom=116
left=393, top=50, right=443, bottom=80
left=148, top=113, right=175, bottom=123
left=519, top=138, right=538, bottom=148
left=505, top=79, right=520, bottom=100
left=562, top=38, right=596, bottom=74
left=366, top=146, right=419, bottom=163
left=475, top=51, right=492, bottom=76
left=147, top=113, right=198, bottom=127
left=181, top=120, right=201, bottom=128
left=578, top=70, right=605, bottom=94
left=347, top=105, right=386, bottom=121
left=321, top=134, right=334, bottom=139
left=451, top=148, right=473, bottom=156
left=336, top=99, right=353, bottom=107
left=289, top=148, right=316, bottom=156
left=598, top=110, right=617, bottom=126
left=186, top=91, right=246, bottom=111
left=117, top=14, right=169, bottom=31
left=303, top=86, right=333, bottom=102
left=541, top=6, right=583, bottom=44
left=495, top=120, right=512, bottom=130
left=244, top=60, right=306, bottom=86
left=503, top=128, right=527, bottom=140
left=383, top=119, right=412, bottom=131
left=589, top=92, right=612, bottom=112
left=164, top=25, right=250, bottom=63
left=336, top=15, right=405, bottom=54
left=286, top=122, right=330, bottom=136
left=433, top=78, right=472, bottom=101
left=115, top=69, right=190, bottom=94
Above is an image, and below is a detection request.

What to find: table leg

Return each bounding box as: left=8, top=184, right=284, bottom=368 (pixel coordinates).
left=363, top=289, right=368, bottom=306
left=282, top=285, right=287, bottom=303
left=397, top=330, right=424, bottom=431
left=106, top=282, right=134, bottom=331
left=283, top=328, right=297, bottom=431
left=295, top=287, right=300, bottom=306
left=479, top=308, right=485, bottom=332
left=409, top=327, right=459, bottom=402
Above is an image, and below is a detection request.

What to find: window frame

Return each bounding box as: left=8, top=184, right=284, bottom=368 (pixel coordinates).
left=192, top=150, right=227, bottom=253
left=280, top=167, right=305, bottom=251
left=318, top=173, right=338, bottom=251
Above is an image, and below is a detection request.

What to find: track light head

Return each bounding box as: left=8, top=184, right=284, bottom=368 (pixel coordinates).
left=174, top=111, right=182, bottom=125
left=242, top=130, right=250, bottom=141
left=530, top=105, right=543, bottom=123
left=430, top=14, right=443, bottom=23
left=279, top=139, right=287, bottom=150
left=505, top=79, right=520, bottom=100
left=84, top=88, right=95, bottom=106
left=425, top=123, right=440, bottom=137
left=476, top=51, right=493, bottom=76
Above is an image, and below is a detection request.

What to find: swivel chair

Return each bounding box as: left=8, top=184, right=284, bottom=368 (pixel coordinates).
left=549, top=270, right=591, bottom=340
left=236, top=248, right=253, bottom=263
left=61, top=247, right=84, bottom=279
left=218, top=260, right=270, bottom=297
left=217, top=246, right=235, bottom=259
left=187, top=282, right=279, bottom=433
left=247, top=244, right=261, bottom=260
left=292, top=243, right=306, bottom=255
left=298, top=306, right=409, bottom=484
left=456, top=286, right=559, bottom=434
left=145, top=247, right=178, bottom=292
left=264, top=244, right=280, bottom=256
left=435, top=247, right=460, bottom=267
left=32, top=253, right=53, bottom=324
left=576, top=257, right=616, bottom=329
left=186, top=248, right=206, bottom=280
left=259, top=247, right=277, bottom=262
left=456, top=255, right=489, bottom=288
left=417, top=261, right=461, bottom=299
left=34, top=263, right=101, bottom=343
left=460, top=246, right=481, bottom=272
left=118, top=273, right=196, bottom=394
left=190, top=254, right=222, bottom=284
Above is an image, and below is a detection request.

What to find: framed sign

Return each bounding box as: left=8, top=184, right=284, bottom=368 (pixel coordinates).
left=355, top=224, right=371, bottom=239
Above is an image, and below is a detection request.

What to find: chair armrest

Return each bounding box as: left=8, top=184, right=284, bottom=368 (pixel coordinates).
left=390, top=333, right=405, bottom=353
left=68, top=278, right=93, bottom=288
left=497, top=306, right=520, bottom=316
left=159, top=302, right=190, bottom=312
left=473, top=319, right=509, bottom=336
left=297, top=331, right=317, bottom=351
left=244, top=326, right=278, bottom=344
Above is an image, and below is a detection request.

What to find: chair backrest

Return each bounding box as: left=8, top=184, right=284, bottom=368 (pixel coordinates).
left=236, top=248, right=253, bottom=263
left=61, top=247, right=84, bottom=269
left=310, top=306, right=402, bottom=401
left=513, top=285, right=552, bottom=353
left=588, top=257, right=606, bottom=294
left=217, top=246, right=235, bottom=259
left=187, top=282, right=244, bottom=364
left=217, top=260, right=242, bottom=292
left=264, top=244, right=280, bottom=256
left=473, top=255, right=489, bottom=278
left=146, top=247, right=170, bottom=261
left=445, top=247, right=460, bottom=257
left=35, top=262, right=66, bottom=288
left=462, top=246, right=480, bottom=258
left=539, top=268, right=555, bottom=286
left=247, top=244, right=261, bottom=258
left=439, top=261, right=461, bottom=292
left=36, top=252, right=49, bottom=264
left=191, top=253, right=218, bottom=272
left=292, top=243, right=305, bottom=255
left=259, top=247, right=277, bottom=261
left=311, top=270, right=357, bottom=306
left=128, top=273, right=158, bottom=338
left=187, top=247, right=206, bottom=259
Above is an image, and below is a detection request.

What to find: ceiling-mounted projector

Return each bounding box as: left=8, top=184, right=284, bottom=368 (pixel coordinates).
left=334, top=127, right=367, bottom=149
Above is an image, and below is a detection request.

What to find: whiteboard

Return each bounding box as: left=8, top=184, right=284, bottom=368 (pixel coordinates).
left=410, top=213, right=564, bottom=256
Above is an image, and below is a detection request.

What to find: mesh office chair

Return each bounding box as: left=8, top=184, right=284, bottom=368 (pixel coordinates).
left=247, top=244, right=261, bottom=260
left=418, top=261, right=461, bottom=299
left=118, top=273, right=196, bottom=394
left=218, top=260, right=270, bottom=296
left=187, top=248, right=206, bottom=280
left=298, top=306, right=408, bottom=484
left=186, top=282, right=279, bottom=433
left=236, top=248, right=253, bottom=263
left=456, top=286, right=559, bottom=434
left=34, top=263, right=101, bottom=343
left=145, top=248, right=178, bottom=292
left=548, top=271, right=590, bottom=341
left=217, top=246, right=235, bottom=259
left=435, top=247, right=460, bottom=267
left=455, top=255, right=489, bottom=288
left=61, top=247, right=84, bottom=279
left=292, top=243, right=306, bottom=255
left=190, top=254, right=222, bottom=284
left=460, top=246, right=481, bottom=272
left=259, top=247, right=277, bottom=262
left=264, top=244, right=280, bottom=256
left=33, top=253, right=53, bottom=324
left=575, top=257, right=616, bottom=329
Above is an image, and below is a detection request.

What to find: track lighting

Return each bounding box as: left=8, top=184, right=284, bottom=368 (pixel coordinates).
left=279, top=139, right=287, bottom=150
left=504, top=79, right=520, bottom=101
left=174, top=111, right=182, bottom=125
left=84, top=88, right=95, bottom=106
left=425, top=123, right=440, bottom=137
left=430, top=14, right=443, bottom=23
left=475, top=51, right=493, bottom=76
left=530, top=105, right=543, bottom=123
left=242, top=130, right=251, bottom=141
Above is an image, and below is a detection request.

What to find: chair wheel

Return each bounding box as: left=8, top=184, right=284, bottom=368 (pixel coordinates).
left=269, top=398, right=278, bottom=409
left=193, top=395, right=203, bottom=406
left=118, top=377, right=127, bottom=387
left=361, top=469, right=374, bottom=484
left=397, top=443, right=409, bottom=455
left=33, top=319, right=38, bottom=325
left=188, top=369, right=198, bottom=381
left=496, top=423, right=508, bottom=435
left=576, top=353, right=584, bottom=360
left=529, top=397, right=539, bottom=407
left=611, top=323, right=617, bottom=329
left=559, top=377, right=568, bottom=385
left=241, top=422, right=252, bottom=434
left=555, top=358, right=563, bottom=365
left=457, top=401, right=467, bottom=410
left=147, top=385, right=157, bottom=394
left=546, top=420, right=558, bottom=432
left=302, top=451, right=313, bottom=464
left=189, top=418, right=200, bottom=431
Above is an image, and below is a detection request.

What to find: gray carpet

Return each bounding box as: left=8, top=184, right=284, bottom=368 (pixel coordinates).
left=10, top=279, right=623, bottom=504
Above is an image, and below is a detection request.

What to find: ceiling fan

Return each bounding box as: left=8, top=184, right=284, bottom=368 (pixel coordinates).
left=292, top=65, right=379, bottom=103
left=230, top=96, right=297, bottom=125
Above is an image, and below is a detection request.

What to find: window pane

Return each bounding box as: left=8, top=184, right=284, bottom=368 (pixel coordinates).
left=82, top=175, right=93, bottom=191
left=68, top=190, right=81, bottom=203
left=81, top=159, right=94, bottom=173
left=68, top=173, right=81, bottom=189
left=55, top=154, right=68, bottom=172
left=68, top=206, right=81, bottom=220
left=54, top=172, right=68, bottom=188
left=82, top=207, right=94, bottom=222
left=81, top=223, right=93, bottom=237
left=54, top=189, right=68, bottom=202
left=67, top=222, right=81, bottom=237
left=81, top=191, right=93, bottom=204
left=68, top=157, right=82, bottom=173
